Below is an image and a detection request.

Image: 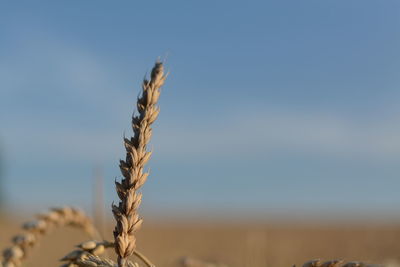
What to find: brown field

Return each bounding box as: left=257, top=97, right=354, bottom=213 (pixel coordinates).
left=2, top=216, right=400, bottom=267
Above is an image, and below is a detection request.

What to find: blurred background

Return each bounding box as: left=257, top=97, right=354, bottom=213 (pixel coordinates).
left=1, top=1, right=400, bottom=266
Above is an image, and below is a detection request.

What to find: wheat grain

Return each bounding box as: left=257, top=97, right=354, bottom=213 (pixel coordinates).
left=1, top=206, right=100, bottom=267
left=112, top=61, right=166, bottom=267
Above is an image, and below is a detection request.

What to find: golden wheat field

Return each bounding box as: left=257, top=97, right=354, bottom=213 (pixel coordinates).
left=2, top=217, right=400, bottom=267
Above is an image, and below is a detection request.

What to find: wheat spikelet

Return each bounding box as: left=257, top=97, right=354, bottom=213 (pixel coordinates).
left=112, top=61, right=166, bottom=267
left=1, top=206, right=100, bottom=267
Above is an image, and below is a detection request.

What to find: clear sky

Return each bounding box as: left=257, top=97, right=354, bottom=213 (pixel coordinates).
left=1, top=1, right=400, bottom=221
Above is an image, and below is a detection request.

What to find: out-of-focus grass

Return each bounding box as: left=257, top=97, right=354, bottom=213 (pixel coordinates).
left=1, top=217, right=400, bottom=267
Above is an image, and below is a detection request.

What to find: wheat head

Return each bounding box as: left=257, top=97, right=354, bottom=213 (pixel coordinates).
left=1, top=206, right=99, bottom=267
left=112, top=61, right=166, bottom=267
left=59, top=240, right=154, bottom=267
left=299, top=259, right=379, bottom=267
left=74, top=255, right=139, bottom=267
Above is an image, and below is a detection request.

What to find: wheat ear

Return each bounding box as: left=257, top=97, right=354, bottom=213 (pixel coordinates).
left=299, top=259, right=376, bottom=267
left=59, top=240, right=154, bottom=267
left=75, top=255, right=139, bottom=267
left=62, top=253, right=139, bottom=267
left=112, top=61, right=166, bottom=267
left=59, top=240, right=114, bottom=267
left=1, top=206, right=100, bottom=267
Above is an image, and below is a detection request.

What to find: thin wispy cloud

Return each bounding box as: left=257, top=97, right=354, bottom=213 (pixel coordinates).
left=156, top=111, right=400, bottom=162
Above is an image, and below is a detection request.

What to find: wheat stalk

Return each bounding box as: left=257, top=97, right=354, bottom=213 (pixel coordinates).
left=1, top=206, right=100, bottom=267
left=112, top=61, right=166, bottom=267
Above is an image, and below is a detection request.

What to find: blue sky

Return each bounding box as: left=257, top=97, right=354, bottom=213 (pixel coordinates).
left=1, top=1, right=400, bottom=220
